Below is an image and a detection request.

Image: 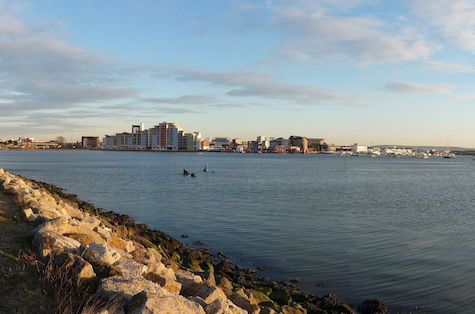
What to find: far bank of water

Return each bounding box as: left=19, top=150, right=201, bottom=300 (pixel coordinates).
left=1, top=150, right=474, bottom=313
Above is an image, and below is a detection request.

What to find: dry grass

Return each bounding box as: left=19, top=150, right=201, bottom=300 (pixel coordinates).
left=41, top=253, right=125, bottom=314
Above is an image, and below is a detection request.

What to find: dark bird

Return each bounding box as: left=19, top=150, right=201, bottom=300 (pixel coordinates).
left=183, top=169, right=190, bottom=176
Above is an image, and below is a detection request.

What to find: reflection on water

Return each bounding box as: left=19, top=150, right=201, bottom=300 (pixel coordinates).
left=1, top=150, right=475, bottom=313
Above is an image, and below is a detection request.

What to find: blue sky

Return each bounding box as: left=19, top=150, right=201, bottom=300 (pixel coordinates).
left=1, top=0, right=475, bottom=146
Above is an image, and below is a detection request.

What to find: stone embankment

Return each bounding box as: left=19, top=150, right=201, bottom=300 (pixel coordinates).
left=0, top=168, right=387, bottom=314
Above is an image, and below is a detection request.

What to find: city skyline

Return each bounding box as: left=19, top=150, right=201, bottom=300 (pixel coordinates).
left=2, top=0, right=475, bottom=147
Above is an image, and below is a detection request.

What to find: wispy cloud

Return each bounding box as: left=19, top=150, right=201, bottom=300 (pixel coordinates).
left=157, top=107, right=203, bottom=114
left=232, top=0, right=436, bottom=64
left=410, top=0, right=475, bottom=54
left=141, top=95, right=217, bottom=105
left=168, top=69, right=350, bottom=105
left=424, top=60, right=475, bottom=73
left=384, top=81, right=452, bottom=94
left=0, top=5, right=139, bottom=118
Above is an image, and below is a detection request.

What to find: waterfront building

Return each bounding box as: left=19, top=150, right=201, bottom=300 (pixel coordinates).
left=230, top=138, right=243, bottom=149
left=211, top=137, right=230, bottom=151
left=194, top=132, right=203, bottom=150
left=158, top=122, right=182, bottom=150
left=270, top=137, right=290, bottom=153
left=102, top=122, right=201, bottom=151
left=308, top=138, right=328, bottom=152
left=201, top=138, right=210, bottom=151
left=289, top=136, right=308, bottom=153
left=178, top=131, right=202, bottom=151
left=256, top=136, right=274, bottom=151
left=351, top=143, right=368, bottom=153
left=81, top=136, right=100, bottom=148
left=247, top=141, right=258, bottom=152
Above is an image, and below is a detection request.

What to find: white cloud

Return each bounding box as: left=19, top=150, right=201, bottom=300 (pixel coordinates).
left=258, top=1, right=437, bottom=64
left=410, top=0, right=475, bottom=53
left=0, top=7, right=139, bottom=118
left=384, top=81, right=452, bottom=94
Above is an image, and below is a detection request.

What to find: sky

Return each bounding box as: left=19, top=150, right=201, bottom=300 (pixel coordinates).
left=1, top=0, right=475, bottom=146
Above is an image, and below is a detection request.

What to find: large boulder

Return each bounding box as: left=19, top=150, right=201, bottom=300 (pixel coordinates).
left=52, top=252, right=96, bottom=287
left=229, top=288, right=260, bottom=314
left=97, top=275, right=171, bottom=302
left=186, top=285, right=232, bottom=312
left=147, top=247, right=162, bottom=262
left=94, top=226, right=112, bottom=241
left=126, top=291, right=205, bottom=314
left=279, top=305, right=307, bottom=314
left=108, top=236, right=135, bottom=253
left=202, top=297, right=247, bottom=314
left=132, top=246, right=161, bottom=265
left=144, top=272, right=183, bottom=295
left=227, top=300, right=248, bottom=314
left=23, top=208, right=38, bottom=222
left=176, top=269, right=205, bottom=296
left=260, top=307, right=276, bottom=314
left=36, top=217, right=106, bottom=244
left=78, top=215, right=101, bottom=229
left=145, top=261, right=176, bottom=281
left=80, top=247, right=123, bottom=279
left=358, top=299, right=388, bottom=314
left=56, top=201, right=85, bottom=220
left=32, top=230, right=81, bottom=258
left=114, top=259, right=147, bottom=277
left=88, top=243, right=122, bottom=265
left=197, top=285, right=228, bottom=305
left=217, top=276, right=233, bottom=296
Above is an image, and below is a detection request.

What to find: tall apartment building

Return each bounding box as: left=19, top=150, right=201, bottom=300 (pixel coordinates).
left=178, top=131, right=202, bottom=151
left=159, top=122, right=181, bottom=150
left=102, top=122, right=202, bottom=151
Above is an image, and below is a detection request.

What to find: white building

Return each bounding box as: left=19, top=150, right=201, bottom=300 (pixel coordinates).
left=102, top=122, right=203, bottom=151
left=351, top=143, right=368, bottom=153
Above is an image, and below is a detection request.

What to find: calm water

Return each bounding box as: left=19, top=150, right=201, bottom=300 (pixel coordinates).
left=1, top=150, right=475, bottom=313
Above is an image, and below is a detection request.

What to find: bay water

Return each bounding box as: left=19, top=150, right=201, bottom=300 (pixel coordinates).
left=1, top=150, right=474, bottom=313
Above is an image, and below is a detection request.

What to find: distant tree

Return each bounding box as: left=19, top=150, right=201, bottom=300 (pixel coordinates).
left=55, top=136, right=66, bottom=146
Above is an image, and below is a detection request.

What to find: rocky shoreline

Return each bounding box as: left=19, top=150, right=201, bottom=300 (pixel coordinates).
left=0, top=168, right=387, bottom=314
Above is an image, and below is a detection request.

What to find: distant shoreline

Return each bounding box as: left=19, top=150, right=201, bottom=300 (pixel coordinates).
left=3, top=147, right=475, bottom=156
